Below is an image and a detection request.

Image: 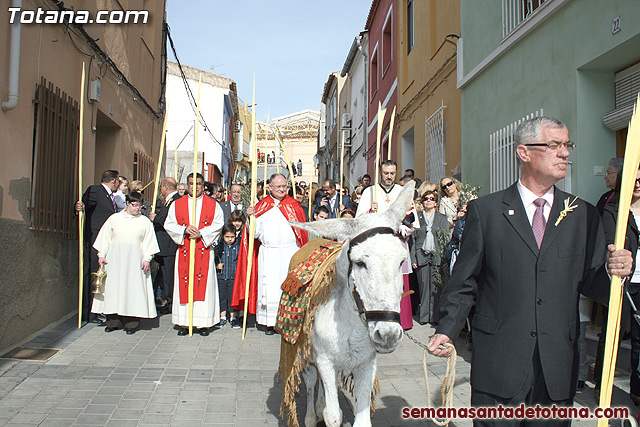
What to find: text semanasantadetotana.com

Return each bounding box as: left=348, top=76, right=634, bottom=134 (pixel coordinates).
left=8, top=7, right=149, bottom=25
left=402, top=404, right=630, bottom=421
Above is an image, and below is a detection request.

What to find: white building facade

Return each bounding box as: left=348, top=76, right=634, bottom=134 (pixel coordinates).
left=165, top=62, right=235, bottom=186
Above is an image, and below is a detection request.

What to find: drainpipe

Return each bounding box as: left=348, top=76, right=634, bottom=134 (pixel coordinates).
left=2, top=0, right=22, bottom=112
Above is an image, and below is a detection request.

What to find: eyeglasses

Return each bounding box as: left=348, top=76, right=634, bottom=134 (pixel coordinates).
left=422, top=196, right=436, bottom=202
left=442, top=181, right=454, bottom=189
left=129, top=203, right=142, bottom=208
left=635, top=178, right=640, bottom=186
left=605, top=171, right=617, bottom=176
left=525, top=140, right=576, bottom=151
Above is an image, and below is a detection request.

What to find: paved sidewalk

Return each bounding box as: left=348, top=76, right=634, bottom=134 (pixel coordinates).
left=0, top=314, right=636, bottom=426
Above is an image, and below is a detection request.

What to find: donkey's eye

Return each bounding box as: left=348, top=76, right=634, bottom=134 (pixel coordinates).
left=355, top=261, right=366, bottom=269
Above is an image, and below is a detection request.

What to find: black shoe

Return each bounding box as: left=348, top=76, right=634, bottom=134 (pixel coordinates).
left=105, top=326, right=119, bottom=333
left=90, top=314, right=104, bottom=324
left=265, top=327, right=276, bottom=336
left=125, top=329, right=136, bottom=335
left=177, top=328, right=188, bottom=336
left=198, top=328, right=210, bottom=336
left=159, top=304, right=172, bottom=315
left=576, top=381, right=585, bottom=392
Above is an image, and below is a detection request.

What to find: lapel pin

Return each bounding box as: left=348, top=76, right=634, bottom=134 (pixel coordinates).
left=555, top=196, right=579, bottom=226
left=508, top=210, right=514, bottom=216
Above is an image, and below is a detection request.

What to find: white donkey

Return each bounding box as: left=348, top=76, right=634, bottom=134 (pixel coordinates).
left=290, top=181, right=415, bottom=427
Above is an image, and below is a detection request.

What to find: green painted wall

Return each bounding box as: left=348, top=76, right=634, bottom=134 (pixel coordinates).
left=460, top=0, right=640, bottom=204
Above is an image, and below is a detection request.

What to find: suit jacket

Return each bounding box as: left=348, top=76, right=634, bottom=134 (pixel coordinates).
left=602, top=198, right=639, bottom=274
left=82, top=184, right=116, bottom=243
left=219, top=200, right=247, bottom=224
left=436, top=183, right=609, bottom=401
left=409, top=210, right=450, bottom=267
left=153, top=192, right=182, bottom=256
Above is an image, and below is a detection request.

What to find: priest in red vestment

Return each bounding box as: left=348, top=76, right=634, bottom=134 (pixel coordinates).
left=232, top=174, right=308, bottom=334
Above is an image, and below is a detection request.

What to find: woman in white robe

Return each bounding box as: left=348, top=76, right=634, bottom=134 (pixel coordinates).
left=92, top=191, right=159, bottom=334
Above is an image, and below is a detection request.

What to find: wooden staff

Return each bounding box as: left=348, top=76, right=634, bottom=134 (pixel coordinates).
left=339, top=130, right=345, bottom=208
left=77, top=62, right=86, bottom=329
left=141, top=179, right=154, bottom=192
left=188, top=73, right=202, bottom=337
left=242, top=74, right=258, bottom=340
left=308, top=175, right=313, bottom=220
left=387, top=106, right=396, bottom=160
left=262, top=133, right=268, bottom=198
left=598, top=99, right=640, bottom=425
left=263, top=117, right=268, bottom=197
left=374, top=102, right=387, bottom=205
left=152, top=110, right=169, bottom=214
left=273, top=125, right=296, bottom=197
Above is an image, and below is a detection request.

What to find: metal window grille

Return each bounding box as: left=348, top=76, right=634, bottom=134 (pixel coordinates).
left=502, top=0, right=550, bottom=38
left=133, top=151, right=154, bottom=189
left=424, top=104, right=446, bottom=183
left=489, top=109, right=543, bottom=193
left=31, top=77, right=80, bottom=239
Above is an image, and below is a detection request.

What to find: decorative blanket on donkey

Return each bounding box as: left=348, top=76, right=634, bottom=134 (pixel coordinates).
left=275, top=238, right=343, bottom=344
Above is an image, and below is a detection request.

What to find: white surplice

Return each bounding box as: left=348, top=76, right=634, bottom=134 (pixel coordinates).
left=255, top=201, right=300, bottom=327
left=356, top=184, right=420, bottom=228
left=92, top=211, right=159, bottom=318
left=164, top=195, right=224, bottom=328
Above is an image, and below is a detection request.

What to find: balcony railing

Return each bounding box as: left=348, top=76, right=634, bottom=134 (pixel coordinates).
left=502, top=0, right=551, bottom=39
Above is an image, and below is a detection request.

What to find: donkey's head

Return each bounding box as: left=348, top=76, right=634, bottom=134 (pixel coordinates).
left=290, top=181, right=415, bottom=353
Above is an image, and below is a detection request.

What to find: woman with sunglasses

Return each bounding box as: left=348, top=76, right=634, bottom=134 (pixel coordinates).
left=438, top=176, right=462, bottom=227
left=92, top=191, right=160, bottom=335
left=410, top=183, right=450, bottom=325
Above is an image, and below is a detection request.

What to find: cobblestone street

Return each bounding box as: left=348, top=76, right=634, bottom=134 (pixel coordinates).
left=0, top=314, right=636, bottom=426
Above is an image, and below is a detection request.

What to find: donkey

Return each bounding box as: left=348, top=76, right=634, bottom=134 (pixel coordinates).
left=289, top=181, right=415, bottom=427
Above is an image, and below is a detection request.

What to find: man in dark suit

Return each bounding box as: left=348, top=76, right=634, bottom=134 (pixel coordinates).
left=320, top=179, right=341, bottom=218
left=428, top=117, right=632, bottom=425
left=149, top=177, right=182, bottom=314
left=75, top=169, right=120, bottom=323
left=219, top=183, right=246, bottom=223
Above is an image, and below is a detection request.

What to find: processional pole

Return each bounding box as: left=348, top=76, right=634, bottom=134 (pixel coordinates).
left=187, top=74, right=202, bottom=337
left=242, top=74, right=258, bottom=340
left=598, top=97, right=640, bottom=426
left=77, top=62, right=86, bottom=329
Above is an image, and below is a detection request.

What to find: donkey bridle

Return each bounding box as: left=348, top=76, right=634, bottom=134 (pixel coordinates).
left=347, top=226, right=402, bottom=324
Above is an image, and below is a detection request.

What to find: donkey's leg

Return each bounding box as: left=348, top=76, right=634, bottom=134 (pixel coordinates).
left=315, top=376, right=325, bottom=422
left=301, top=366, right=318, bottom=427
left=316, top=357, right=342, bottom=427
left=352, top=356, right=377, bottom=427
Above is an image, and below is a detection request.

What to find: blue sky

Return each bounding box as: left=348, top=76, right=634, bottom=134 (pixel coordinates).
left=165, top=0, right=372, bottom=120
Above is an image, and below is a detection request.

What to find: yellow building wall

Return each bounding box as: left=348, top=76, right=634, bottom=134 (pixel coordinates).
left=0, top=0, right=166, bottom=352
left=396, top=0, right=461, bottom=182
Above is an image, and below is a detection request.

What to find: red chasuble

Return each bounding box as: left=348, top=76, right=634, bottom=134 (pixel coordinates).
left=174, top=195, right=216, bottom=304
left=231, top=195, right=308, bottom=313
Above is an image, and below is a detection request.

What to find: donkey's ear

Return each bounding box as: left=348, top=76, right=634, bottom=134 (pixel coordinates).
left=290, top=218, right=360, bottom=242
left=383, top=180, right=416, bottom=226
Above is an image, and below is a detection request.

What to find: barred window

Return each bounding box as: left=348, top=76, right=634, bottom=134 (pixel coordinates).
left=424, top=105, right=446, bottom=183
left=133, top=151, right=154, bottom=191
left=31, top=77, right=79, bottom=239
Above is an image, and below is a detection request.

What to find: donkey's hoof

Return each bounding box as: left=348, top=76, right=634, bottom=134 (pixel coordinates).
left=323, top=409, right=342, bottom=427
left=304, top=414, right=317, bottom=427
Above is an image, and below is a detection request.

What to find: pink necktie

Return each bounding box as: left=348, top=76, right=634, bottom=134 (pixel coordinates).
left=532, top=198, right=546, bottom=248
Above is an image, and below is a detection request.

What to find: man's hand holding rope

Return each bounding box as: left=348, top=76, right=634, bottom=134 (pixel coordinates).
left=428, top=333, right=455, bottom=357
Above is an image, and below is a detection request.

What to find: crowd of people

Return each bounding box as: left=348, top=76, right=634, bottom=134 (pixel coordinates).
left=75, top=115, right=640, bottom=420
